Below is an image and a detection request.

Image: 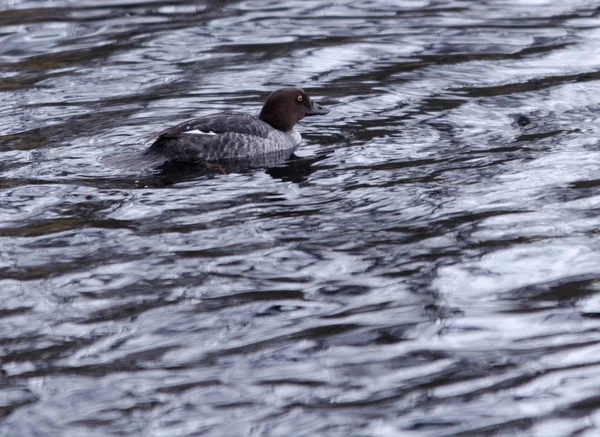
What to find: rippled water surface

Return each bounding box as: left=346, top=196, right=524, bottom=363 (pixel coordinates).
left=4, top=0, right=600, bottom=435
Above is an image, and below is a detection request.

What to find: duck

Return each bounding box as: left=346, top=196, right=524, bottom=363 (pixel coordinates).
left=145, top=87, right=330, bottom=163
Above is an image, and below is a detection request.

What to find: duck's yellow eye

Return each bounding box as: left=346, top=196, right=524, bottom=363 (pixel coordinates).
left=297, top=95, right=304, bottom=102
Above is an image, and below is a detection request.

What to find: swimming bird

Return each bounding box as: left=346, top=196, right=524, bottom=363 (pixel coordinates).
left=146, top=87, right=330, bottom=164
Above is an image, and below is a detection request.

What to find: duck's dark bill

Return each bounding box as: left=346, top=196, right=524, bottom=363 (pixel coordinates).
left=306, top=102, right=330, bottom=116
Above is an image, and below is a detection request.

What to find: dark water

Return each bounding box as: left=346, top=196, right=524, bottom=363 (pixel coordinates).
left=3, top=0, right=600, bottom=435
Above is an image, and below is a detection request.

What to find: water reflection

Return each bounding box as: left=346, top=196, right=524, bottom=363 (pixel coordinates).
left=3, top=0, right=600, bottom=436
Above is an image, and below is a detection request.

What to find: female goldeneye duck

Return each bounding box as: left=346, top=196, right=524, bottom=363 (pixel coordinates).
left=146, top=87, right=330, bottom=163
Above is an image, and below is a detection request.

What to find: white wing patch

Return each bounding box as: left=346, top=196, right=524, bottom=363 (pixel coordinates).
left=183, top=129, right=218, bottom=136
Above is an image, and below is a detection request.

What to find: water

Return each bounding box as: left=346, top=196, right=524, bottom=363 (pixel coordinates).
left=3, top=0, right=600, bottom=435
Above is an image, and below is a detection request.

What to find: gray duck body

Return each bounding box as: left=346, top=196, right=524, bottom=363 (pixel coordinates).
left=146, top=112, right=301, bottom=162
